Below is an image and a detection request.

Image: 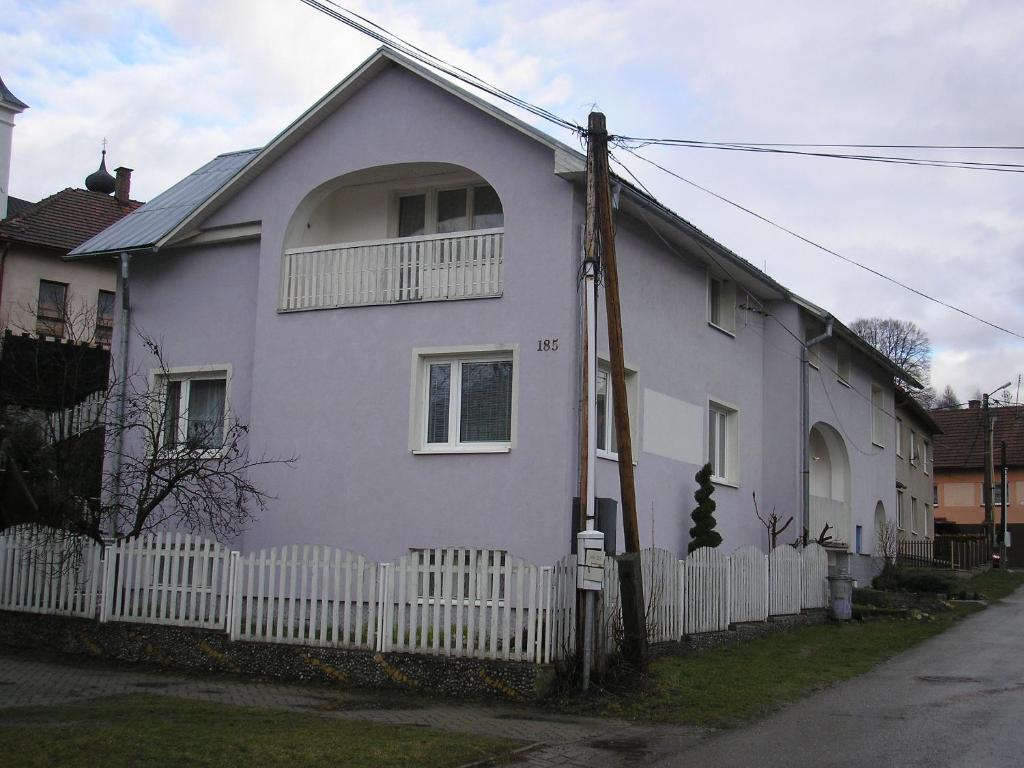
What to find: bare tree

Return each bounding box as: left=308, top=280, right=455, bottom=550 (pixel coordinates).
left=1, top=321, right=294, bottom=543
left=876, top=518, right=900, bottom=565
left=934, top=384, right=960, bottom=409
left=849, top=317, right=931, bottom=386
left=752, top=492, right=793, bottom=549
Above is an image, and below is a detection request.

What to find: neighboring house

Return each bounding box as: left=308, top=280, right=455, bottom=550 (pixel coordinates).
left=894, top=386, right=941, bottom=542
left=70, top=49, right=918, bottom=576
left=931, top=403, right=1024, bottom=542
left=0, top=156, right=141, bottom=343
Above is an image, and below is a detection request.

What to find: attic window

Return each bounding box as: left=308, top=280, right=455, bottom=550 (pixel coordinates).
left=708, top=274, right=736, bottom=334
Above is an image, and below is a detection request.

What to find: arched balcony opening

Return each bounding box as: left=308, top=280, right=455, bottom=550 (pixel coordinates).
left=809, top=422, right=852, bottom=547
left=280, top=163, right=505, bottom=311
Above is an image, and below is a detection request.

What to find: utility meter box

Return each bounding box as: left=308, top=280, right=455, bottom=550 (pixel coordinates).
left=576, top=530, right=605, bottom=591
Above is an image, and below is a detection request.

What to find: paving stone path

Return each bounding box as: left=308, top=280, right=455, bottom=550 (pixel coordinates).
left=0, top=649, right=706, bottom=767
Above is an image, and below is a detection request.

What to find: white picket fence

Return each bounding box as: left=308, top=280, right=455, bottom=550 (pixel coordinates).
left=0, top=527, right=833, bottom=666
left=0, top=527, right=103, bottom=617
left=231, top=546, right=380, bottom=650
left=103, top=533, right=234, bottom=629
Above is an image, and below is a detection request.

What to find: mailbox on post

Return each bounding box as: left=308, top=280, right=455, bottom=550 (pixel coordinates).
left=576, top=530, right=605, bottom=591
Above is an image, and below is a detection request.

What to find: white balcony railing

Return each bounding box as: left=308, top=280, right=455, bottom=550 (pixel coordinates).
left=809, top=495, right=850, bottom=546
left=280, top=228, right=504, bottom=311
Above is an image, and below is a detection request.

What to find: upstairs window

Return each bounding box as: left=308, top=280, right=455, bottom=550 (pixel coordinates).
left=871, top=384, right=885, bottom=447
left=36, top=280, right=68, bottom=338
left=396, top=184, right=504, bottom=238
left=836, top=342, right=851, bottom=384
left=895, top=418, right=904, bottom=457
left=96, top=289, right=115, bottom=345
left=707, top=274, right=736, bottom=334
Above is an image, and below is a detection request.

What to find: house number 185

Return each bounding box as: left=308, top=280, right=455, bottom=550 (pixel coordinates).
left=537, top=339, right=559, bottom=351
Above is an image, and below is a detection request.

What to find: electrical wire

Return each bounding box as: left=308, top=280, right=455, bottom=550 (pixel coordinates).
left=619, top=146, right=1024, bottom=341
left=610, top=139, right=1024, bottom=151
left=297, top=0, right=582, bottom=134
left=609, top=138, right=1024, bottom=174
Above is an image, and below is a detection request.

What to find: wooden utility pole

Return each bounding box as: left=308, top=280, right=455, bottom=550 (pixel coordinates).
left=588, top=112, right=647, bottom=665
left=1000, top=441, right=1008, bottom=566
left=984, top=393, right=995, bottom=553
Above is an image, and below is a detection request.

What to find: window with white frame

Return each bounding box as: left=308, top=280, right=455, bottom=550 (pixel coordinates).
left=897, top=489, right=905, bottom=530
left=895, top=418, right=903, bottom=457
left=910, top=495, right=919, bottom=534
left=595, top=361, right=638, bottom=460
left=933, top=484, right=939, bottom=506
left=413, top=348, right=515, bottom=452
left=707, top=274, right=736, bottom=334
left=922, top=440, right=929, bottom=474
left=924, top=502, right=931, bottom=538
left=836, top=342, right=851, bottom=384
left=909, top=430, right=918, bottom=465
left=395, top=184, right=504, bottom=238
left=156, top=369, right=229, bottom=451
left=871, top=384, right=885, bottom=446
left=708, top=400, right=739, bottom=484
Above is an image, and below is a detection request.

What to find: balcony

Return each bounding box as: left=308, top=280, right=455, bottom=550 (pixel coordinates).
left=280, top=228, right=504, bottom=312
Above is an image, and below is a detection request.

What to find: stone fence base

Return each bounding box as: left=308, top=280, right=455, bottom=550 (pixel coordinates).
left=0, top=611, right=554, bottom=702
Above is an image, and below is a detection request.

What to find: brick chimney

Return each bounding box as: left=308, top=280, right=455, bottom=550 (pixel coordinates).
left=114, top=166, right=132, bottom=204
left=968, top=399, right=981, bottom=410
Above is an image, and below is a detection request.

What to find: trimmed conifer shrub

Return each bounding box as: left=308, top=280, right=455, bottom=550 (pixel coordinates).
left=688, top=462, right=723, bottom=553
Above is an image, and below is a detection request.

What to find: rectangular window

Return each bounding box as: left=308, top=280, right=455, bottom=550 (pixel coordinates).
left=707, top=275, right=736, bottom=334
left=871, top=384, right=885, bottom=447
left=924, top=503, right=931, bottom=538
left=416, top=350, right=515, bottom=452
left=993, top=484, right=1005, bottom=506
left=921, top=440, right=929, bottom=474
left=910, top=496, right=919, bottom=534
left=96, top=289, right=115, bottom=345
left=595, top=361, right=638, bottom=460
left=909, top=430, right=918, bottom=464
left=836, top=343, right=851, bottom=384
left=855, top=525, right=863, bottom=554
left=397, top=194, right=427, bottom=237
left=895, top=418, right=903, bottom=457
left=933, top=484, right=939, bottom=506
left=395, top=184, right=503, bottom=237
left=897, top=490, right=905, bottom=530
left=36, top=280, right=68, bottom=337
left=158, top=372, right=228, bottom=451
left=708, top=400, right=739, bottom=484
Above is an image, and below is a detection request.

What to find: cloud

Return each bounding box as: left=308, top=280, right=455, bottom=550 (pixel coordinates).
left=2, top=0, right=1021, bottom=397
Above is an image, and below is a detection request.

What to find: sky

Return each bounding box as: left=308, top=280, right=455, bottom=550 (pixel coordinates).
left=2, top=0, right=1022, bottom=402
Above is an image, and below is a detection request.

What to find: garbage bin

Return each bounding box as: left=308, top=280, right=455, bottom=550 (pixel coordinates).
left=827, top=574, right=855, bottom=621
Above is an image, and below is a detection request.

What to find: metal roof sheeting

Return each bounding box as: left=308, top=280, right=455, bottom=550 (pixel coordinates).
left=68, top=149, right=259, bottom=258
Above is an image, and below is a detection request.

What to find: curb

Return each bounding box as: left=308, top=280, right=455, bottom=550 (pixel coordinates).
left=456, top=741, right=547, bottom=767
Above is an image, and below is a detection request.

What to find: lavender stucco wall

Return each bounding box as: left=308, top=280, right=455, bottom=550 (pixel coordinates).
left=117, top=61, right=897, bottom=567
left=128, top=64, right=580, bottom=564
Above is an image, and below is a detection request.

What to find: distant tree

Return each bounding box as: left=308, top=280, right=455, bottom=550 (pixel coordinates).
left=971, top=388, right=984, bottom=403
left=850, top=317, right=931, bottom=386
left=688, top=463, right=722, bottom=553
left=934, top=385, right=960, bottom=409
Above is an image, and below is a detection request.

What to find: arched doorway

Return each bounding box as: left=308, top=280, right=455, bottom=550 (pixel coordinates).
left=809, top=422, right=851, bottom=546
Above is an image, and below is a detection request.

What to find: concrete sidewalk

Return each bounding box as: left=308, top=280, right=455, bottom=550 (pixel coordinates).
left=0, top=648, right=706, bottom=767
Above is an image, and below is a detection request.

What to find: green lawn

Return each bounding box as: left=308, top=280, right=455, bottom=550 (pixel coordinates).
left=595, top=569, right=1024, bottom=729
left=0, top=694, right=519, bottom=768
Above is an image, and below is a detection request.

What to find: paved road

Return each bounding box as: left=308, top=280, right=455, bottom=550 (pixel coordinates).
left=653, top=590, right=1024, bottom=767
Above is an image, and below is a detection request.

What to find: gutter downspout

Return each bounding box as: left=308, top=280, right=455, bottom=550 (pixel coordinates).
left=109, top=251, right=131, bottom=537
left=802, top=315, right=833, bottom=541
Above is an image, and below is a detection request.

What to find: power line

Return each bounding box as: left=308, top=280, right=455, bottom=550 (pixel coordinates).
left=297, top=0, right=582, bottom=134
left=609, top=137, right=1024, bottom=174
left=619, top=147, right=1024, bottom=341
left=611, top=139, right=1024, bottom=151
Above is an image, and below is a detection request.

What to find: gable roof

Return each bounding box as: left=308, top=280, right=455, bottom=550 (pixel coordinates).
left=0, top=188, right=142, bottom=252
left=0, top=75, right=28, bottom=112
left=931, top=404, right=1024, bottom=470
left=70, top=47, right=579, bottom=259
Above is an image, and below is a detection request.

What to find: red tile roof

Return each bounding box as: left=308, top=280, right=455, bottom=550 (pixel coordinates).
left=930, top=404, right=1024, bottom=470
left=0, top=188, right=142, bottom=252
